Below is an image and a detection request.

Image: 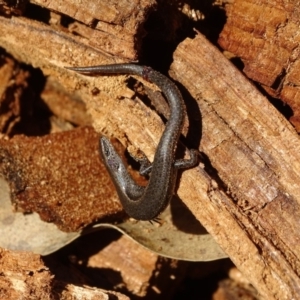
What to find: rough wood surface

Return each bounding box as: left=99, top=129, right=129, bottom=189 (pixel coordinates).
left=0, top=0, right=156, bottom=71
left=0, top=126, right=124, bottom=232
left=31, top=0, right=156, bottom=60
left=0, top=247, right=130, bottom=299
left=219, top=0, right=300, bottom=130
left=170, top=33, right=300, bottom=300
left=0, top=248, right=52, bottom=299
left=213, top=268, right=259, bottom=300
left=84, top=233, right=188, bottom=298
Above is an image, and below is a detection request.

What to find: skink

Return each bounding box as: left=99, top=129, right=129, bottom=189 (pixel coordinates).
left=66, top=64, right=198, bottom=220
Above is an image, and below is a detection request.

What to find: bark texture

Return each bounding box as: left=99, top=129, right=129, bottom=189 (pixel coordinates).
left=171, top=33, right=300, bottom=300
left=219, top=0, right=300, bottom=131
left=0, top=247, right=130, bottom=299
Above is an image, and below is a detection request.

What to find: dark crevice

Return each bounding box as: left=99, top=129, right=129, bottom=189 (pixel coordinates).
left=229, top=56, right=245, bottom=72
left=9, top=65, right=51, bottom=137
left=60, top=14, right=75, bottom=28
left=141, top=1, right=227, bottom=73
left=252, top=78, right=294, bottom=121
left=271, top=68, right=286, bottom=91
left=24, top=3, right=51, bottom=24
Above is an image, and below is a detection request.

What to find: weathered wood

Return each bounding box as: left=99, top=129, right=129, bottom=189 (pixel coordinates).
left=171, top=33, right=300, bottom=299
left=219, top=0, right=300, bottom=131
left=86, top=233, right=188, bottom=298
left=213, top=268, right=259, bottom=300
left=0, top=248, right=52, bottom=299
left=0, top=247, right=130, bottom=299
left=31, top=0, right=156, bottom=60
left=0, top=0, right=156, bottom=72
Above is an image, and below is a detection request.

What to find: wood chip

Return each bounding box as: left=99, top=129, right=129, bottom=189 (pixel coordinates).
left=0, top=126, right=124, bottom=232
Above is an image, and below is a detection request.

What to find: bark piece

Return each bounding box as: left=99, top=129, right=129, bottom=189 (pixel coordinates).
left=169, top=33, right=300, bottom=299
left=0, top=247, right=52, bottom=299
left=29, top=0, right=156, bottom=60
left=218, top=0, right=300, bottom=130
left=59, top=228, right=190, bottom=298
left=0, top=14, right=126, bottom=98
left=85, top=233, right=187, bottom=298
left=213, top=279, right=259, bottom=300
left=0, top=12, right=165, bottom=145
left=0, top=247, right=130, bottom=299
left=88, top=234, right=159, bottom=297
left=0, top=126, right=124, bottom=232
left=213, top=267, right=260, bottom=299
left=31, top=0, right=154, bottom=27
left=57, top=285, right=130, bottom=300
left=0, top=0, right=155, bottom=71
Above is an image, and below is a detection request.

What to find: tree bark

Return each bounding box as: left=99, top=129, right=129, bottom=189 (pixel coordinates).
left=219, top=0, right=300, bottom=131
